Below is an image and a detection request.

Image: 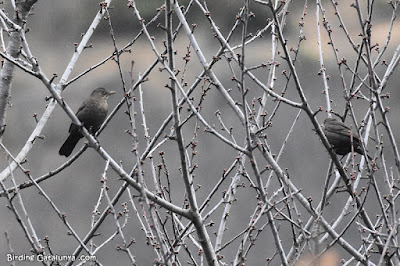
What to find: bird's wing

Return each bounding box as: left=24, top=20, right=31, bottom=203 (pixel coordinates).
left=324, top=129, right=350, bottom=142
left=75, top=99, right=89, bottom=116
left=68, top=99, right=89, bottom=133
left=325, top=127, right=361, bottom=143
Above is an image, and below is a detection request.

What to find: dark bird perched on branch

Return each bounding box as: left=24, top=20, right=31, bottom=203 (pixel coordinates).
left=323, top=117, right=365, bottom=156
left=59, top=87, right=115, bottom=157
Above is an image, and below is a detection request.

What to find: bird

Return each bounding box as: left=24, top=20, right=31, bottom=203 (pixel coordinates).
left=59, top=87, right=115, bottom=157
left=323, top=117, right=365, bottom=156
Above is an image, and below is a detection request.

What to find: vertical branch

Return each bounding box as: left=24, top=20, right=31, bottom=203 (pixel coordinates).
left=316, top=0, right=332, bottom=114
left=165, top=0, right=197, bottom=213
left=166, top=1, right=218, bottom=265
left=240, top=1, right=288, bottom=265
left=0, top=0, right=37, bottom=138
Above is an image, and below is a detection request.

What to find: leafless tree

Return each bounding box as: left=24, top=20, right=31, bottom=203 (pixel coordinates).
left=1, top=0, right=400, bottom=265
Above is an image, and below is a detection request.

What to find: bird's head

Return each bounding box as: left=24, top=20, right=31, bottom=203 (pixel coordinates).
left=91, top=87, right=116, bottom=98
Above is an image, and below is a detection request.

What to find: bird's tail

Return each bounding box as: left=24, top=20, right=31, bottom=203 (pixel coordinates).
left=59, top=135, right=80, bottom=157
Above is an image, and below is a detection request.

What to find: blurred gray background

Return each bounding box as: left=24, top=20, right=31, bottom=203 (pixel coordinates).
left=1, top=0, right=400, bottom=265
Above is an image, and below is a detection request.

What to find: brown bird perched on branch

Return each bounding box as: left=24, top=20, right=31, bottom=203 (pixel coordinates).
left=59, top=88, right=115, bottom=157
left=323, top=117, right=365, bottom=156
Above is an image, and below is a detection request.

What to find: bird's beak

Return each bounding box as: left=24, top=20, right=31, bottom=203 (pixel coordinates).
left=108, top=91, right=116, bottom=95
